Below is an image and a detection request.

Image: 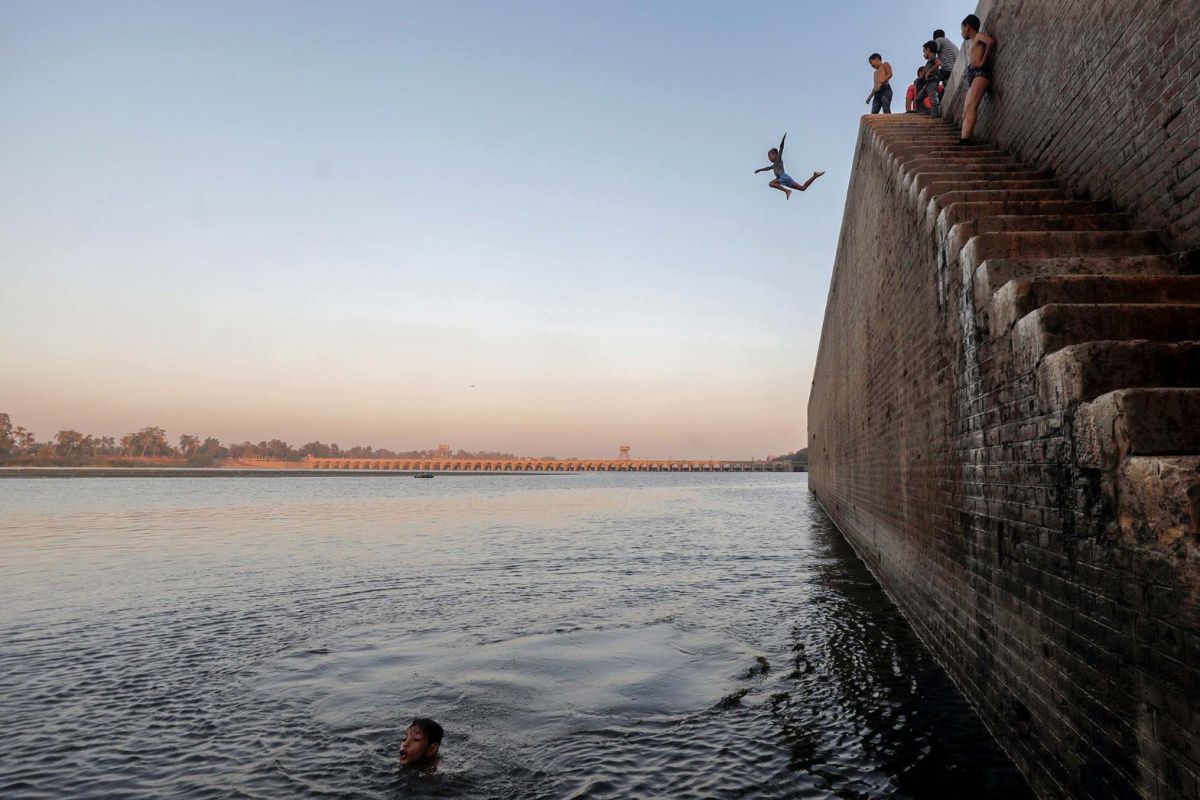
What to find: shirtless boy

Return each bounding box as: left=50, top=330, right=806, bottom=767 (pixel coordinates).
left=754, top=133, right=824, bottom=200
left=866, top=53, right=894, bottom=114
left=959, top=14, right=996, bottom=144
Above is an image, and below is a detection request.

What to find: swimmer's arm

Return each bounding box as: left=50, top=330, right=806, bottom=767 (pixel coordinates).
left=778, top=133, right=786, bottom=156
left=883, top=61, right=893, bottom=83
left=754, top=164, right=774, bottom=174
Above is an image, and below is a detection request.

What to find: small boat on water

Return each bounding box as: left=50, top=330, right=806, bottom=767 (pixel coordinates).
left=413, top=472, right=435, bottom=479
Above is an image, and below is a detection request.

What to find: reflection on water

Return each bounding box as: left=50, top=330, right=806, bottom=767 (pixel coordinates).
left=0, top=474, right=1030, bottom=798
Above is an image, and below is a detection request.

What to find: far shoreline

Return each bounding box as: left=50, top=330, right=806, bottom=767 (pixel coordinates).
left=0, top=467, right=573, bottom=479
left=0, top=467, right=807, bottom=479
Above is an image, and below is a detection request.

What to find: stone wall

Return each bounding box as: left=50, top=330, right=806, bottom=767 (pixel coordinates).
left=812, top=3, right=1200, bottom=795
left=809, top=18, right=1200, bottom=792
left=940, top=0, right=1200, bottom=250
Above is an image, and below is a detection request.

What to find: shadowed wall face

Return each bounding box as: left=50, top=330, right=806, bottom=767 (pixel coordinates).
left=810, top=5, right=1200, bottom=795
left=810, top=107, right=1200, bottom=797
left=942, top=0, right=1200, bottom=250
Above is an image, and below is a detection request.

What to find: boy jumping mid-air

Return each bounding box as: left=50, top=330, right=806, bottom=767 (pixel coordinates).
left=755, top=133, right=824, bottom=200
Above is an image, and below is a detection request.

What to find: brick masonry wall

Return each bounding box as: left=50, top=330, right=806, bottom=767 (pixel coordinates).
left=941, top=0, right=1200, bottom=251
left=809, top=115, right=1200, bottom=798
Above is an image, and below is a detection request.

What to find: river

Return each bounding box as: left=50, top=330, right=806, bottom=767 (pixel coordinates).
left=0, top=473, right=1031, bottom=798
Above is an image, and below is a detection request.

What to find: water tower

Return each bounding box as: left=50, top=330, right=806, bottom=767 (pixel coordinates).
left=618, top=445, right=631, bottom=461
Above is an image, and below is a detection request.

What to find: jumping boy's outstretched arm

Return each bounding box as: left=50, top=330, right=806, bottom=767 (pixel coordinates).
left=778, top=133, right=787, bottom=155
left=754, top=165, right=774, bottom=173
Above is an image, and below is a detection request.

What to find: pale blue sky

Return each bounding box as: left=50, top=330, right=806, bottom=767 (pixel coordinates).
left=1, top=0, right=970, bottom=458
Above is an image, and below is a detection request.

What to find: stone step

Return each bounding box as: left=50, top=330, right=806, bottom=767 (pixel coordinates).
left=875, top=127, right=973, bottom=137
left=918, top=147, right=1003, bottom=154
left=877, top=137, right=1000, bottom=149
left=880, top=134, right=995, bottom=145
left=928, top=190, right=1072, bottom=217
left=908, top=170, right=1052, bottom=194
left=878, top=133, right=994, bottom=144
left=868, top=116, right=953, bottom=125
left=972, top=254, right=1199, bottom=305
left=897, top=149, right=1007, bottom=160
left=898, top=150, right=1027, bottom=163
left=908, top=165, right=1047, bottom=186
left=907, top=161, right=1040, bottom=175
left=947, top=214, right=1136, bottom=263
left=894, top=148, right=1004, bottom=160
left=989, top=275, right=1200, bottom=333
left=939, top=200, right=1113, bottom=228
left=887, top=148, right=1005, bottom=165
left=957, top=230, right=1167, bottom=272
left=917, top=180, right=1063, bottom=206
left=1076, top=388, right=1200, bottom=470
left=1114, top=456, right=1199, bottom=547
left=901, top=158, right=1032, bottom=174
left=870, top=123, right=966, bottom=134
left=1038, top=340, right=1200, bottom=405
left=1013, top=303, right=1200, bottom=369
left=895, top=138, right=1002, bottom=148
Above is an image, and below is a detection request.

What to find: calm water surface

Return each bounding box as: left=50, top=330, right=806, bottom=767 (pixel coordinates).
left=0, top=474, right=1031, bottom=799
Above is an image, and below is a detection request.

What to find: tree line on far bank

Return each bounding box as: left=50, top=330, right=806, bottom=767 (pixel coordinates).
left=769, top=448, right=808, bottom=466
left=0, top=413, right=520, bottom=467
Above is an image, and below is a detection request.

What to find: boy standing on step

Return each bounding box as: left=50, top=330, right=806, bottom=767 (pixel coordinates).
left=866, top=53, right=894, bottom=114
left=931, top=29, right=959, bottom=87
left=919, top=41, right=943, bottom=117
left=959, top=14, right=995, bottom=144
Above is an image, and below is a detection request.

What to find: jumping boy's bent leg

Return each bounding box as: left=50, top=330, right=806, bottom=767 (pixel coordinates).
left=769, top=178, right=792, bottom=200
left=960, top=76, right=990, bottom=141
left=797, top=171, right=825, bottom=191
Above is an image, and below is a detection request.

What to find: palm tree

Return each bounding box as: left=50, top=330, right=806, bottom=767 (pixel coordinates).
left=15, top=427, right=38, bottom=455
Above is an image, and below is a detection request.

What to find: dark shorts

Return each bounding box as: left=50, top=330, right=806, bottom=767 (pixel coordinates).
left=777, top=172, right=801, bottom=189
left=965, top=64, right=991, bottom=86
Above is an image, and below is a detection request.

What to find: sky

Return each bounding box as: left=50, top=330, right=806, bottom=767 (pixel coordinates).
left=1, top=0, right=970, bottom=459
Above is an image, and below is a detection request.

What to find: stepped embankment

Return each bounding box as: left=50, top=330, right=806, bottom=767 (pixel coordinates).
left=808, top=3, right=1200, bottom=797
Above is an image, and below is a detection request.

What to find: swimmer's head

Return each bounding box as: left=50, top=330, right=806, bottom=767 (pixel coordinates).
left=868, top=53, right=882, bottom=67
left=962, top=14, right=981, bottom=37
left=923, top=41, right=937, bottom=59
left=399, top=717, right=443, bottom=767
left=768, top=148, right=780, bottom=162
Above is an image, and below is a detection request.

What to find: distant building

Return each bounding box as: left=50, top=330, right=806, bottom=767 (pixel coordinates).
left=435, top=444, right=452, bottom=459
left=618, top=445, right=631, bottom=461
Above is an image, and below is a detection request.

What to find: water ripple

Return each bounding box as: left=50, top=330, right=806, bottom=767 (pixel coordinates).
left=0, top=474, right=1030, bottom=798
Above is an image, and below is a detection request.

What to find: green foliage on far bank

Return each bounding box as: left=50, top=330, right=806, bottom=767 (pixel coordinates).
left=0, top=411, right=529, bottom=467
left=770, top=448, right=808, bottom=466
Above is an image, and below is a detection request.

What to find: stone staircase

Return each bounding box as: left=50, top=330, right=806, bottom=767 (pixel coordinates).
left=874, top=115, right=1200, bottom=545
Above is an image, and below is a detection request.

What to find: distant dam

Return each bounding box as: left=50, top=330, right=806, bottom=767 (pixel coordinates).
left=808, top=2, right=1200, bottom=798
left=301, top=456, right=793, bottom=473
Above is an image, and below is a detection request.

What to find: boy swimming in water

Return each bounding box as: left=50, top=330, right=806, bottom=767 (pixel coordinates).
left=399, top=717, right=443, bottom=768
left=754, top=133, right=824, bottom=200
